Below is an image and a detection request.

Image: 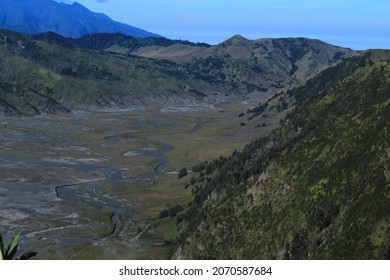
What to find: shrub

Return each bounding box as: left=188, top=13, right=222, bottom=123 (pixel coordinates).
left=177, top=167, right=188, bottom=179
left=159, top=204, right=183, bottom=219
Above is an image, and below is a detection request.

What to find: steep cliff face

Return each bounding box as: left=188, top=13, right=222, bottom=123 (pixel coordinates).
left=174, top=51, right=390, bottom=260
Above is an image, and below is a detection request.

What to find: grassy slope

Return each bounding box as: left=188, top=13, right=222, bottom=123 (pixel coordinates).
left=175, top=50, right=390, bottom=260
left=1, top=30, right=354, bottom=116
left=134, top=35, right=354, bottom=97
left=0, top=30, right=228, bottom=116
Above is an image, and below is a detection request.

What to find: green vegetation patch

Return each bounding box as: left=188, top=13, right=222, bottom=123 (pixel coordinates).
left=175, top=51, right=390, bottom=260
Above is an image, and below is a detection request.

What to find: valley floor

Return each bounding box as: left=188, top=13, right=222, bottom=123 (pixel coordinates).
left=0, top=103, right=274, bottom=259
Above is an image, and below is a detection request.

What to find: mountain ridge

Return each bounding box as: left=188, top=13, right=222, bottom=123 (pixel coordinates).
left=0, top=0, right=159, bottom=38
left=0, top=30, right=355, bottom=117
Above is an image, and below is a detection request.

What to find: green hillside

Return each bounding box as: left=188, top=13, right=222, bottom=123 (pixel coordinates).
left=0, top=30, right=353, bottom=116
left=0, top=30, right=226, bottom=116
left=173, top=50, right=390, bottom=259
left=134, top=35, right=354, bottom=98
left=1, top=29, right=387, bottom=260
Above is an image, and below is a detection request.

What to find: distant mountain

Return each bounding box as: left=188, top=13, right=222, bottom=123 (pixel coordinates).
left=38, top=32, right=354, bottom=99
left=132, top=35, right=355, bottom=98
left=0, top=30, right=225, bottom=117
left=34, top=32, right=210, bottom=52
left=0, top=0, right=159, bottom=38
left=0, top=30, right=354, bottom=116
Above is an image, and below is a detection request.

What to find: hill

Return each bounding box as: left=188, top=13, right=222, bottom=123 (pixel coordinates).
left=132, top=35, right=354, bottom=99
left=172, top=50, right=390, bottom=259
left=0, top=30, right=225, bottom=116
left=34, top=32, right=210, bottom=52
left=0, top=30, right=354, bottom=116
left=0, top=0, right=159, bottom=38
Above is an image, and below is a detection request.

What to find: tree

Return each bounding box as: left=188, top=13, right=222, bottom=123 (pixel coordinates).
left=177, top=167, right=188, bottom=179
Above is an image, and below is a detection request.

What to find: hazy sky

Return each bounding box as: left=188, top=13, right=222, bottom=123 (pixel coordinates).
left=59, top=0, right=389, bottom=50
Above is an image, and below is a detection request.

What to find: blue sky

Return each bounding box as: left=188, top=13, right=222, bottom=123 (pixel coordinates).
left=59, top=0, right=389, bottom=50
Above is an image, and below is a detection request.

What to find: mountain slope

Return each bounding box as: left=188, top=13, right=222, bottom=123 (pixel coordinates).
left=133, top=35, right=355, bottom=99
left=0, top=30, right=227, bottom=116
left=0, top=30, right=354, bottom=116
left=173, top=50, right=390, bottom=259
left=0, top=0, right=159, bottom=38
left=34, top=32, right=210, bottom=52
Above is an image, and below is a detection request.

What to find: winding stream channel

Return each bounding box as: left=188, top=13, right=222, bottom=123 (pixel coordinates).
left=0, top=110, right=205, bottom=258
left=0, top=106, right=255, bottom=259
left=54, top=139, right=173, bottom=241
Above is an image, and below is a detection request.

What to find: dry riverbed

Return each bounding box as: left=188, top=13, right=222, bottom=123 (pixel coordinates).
left=0, top=104, right=274, bottom=259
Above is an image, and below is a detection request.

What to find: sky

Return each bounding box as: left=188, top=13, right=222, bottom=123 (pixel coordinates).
left=57, top=0, right=390, bottom=50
